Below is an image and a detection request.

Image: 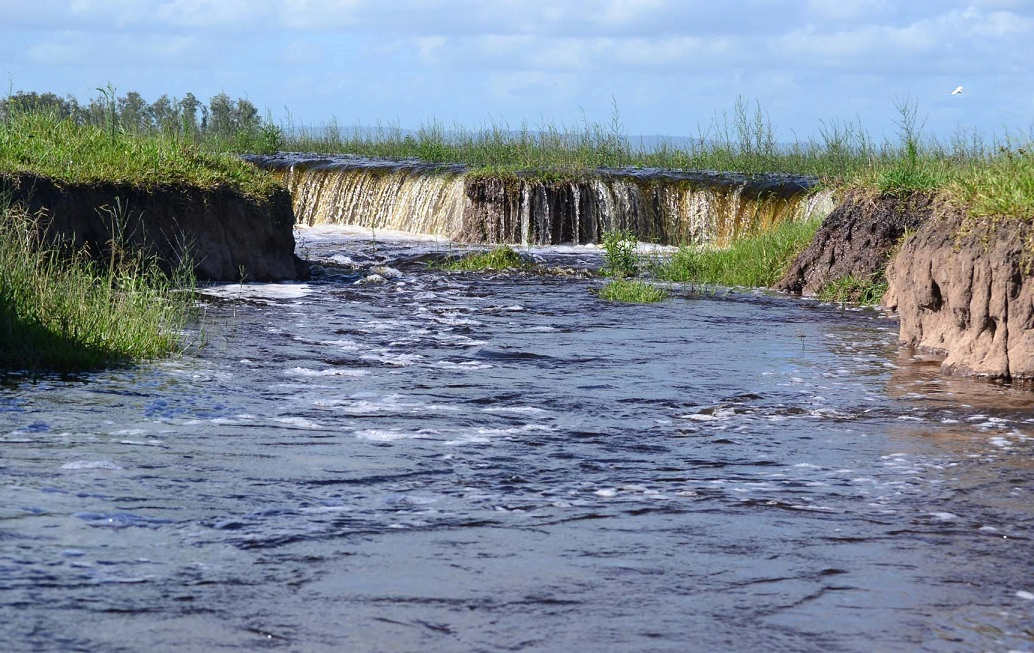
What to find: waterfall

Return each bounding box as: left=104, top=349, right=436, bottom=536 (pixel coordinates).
left=248, top=155, right=833, bottom=247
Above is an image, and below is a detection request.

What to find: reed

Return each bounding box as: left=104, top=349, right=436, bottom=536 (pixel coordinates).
left=652, top=217, right=822, bottom=288
left=0, top=204, right=195, bottom=371
left=282, top=98, right=1034, bottom=220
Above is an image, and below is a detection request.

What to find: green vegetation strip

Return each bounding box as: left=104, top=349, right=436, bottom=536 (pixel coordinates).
left=0, top=205, right=194, bottom=371
left=0, top=108, right=279, bottom=199
left=282, top=98, right=1034, bottom=221
left=651, top=218, right=822, bottom=288
left=7, top=88, right=1033, bottom=219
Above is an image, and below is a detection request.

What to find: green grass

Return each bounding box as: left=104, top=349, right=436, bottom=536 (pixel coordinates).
left=652, top=217, right=822, bottom=288
left=596, top=279, right=669, bottom=303
left=815, top=274, right=889, bottom=305
left=279, top=97, right=1034, bottom=221
left=1, top=204, right=195, bottom=372
left=440, top=245, right=532, bottom=271
left=601, top=229, right=640, bottom=278
left=0, top=110, right=280, bottom=199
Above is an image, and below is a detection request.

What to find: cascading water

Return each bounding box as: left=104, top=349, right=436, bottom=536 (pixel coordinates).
left=247, top=155, right=834, bottom=246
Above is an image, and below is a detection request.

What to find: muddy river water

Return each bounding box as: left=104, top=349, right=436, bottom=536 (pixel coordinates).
left=2, top=227, right=1033, bottom=652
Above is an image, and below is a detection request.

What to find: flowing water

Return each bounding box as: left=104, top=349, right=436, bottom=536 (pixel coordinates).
left=2, top=228, right=1034, bottom=652
left=248, top=155, right=834, bottom=246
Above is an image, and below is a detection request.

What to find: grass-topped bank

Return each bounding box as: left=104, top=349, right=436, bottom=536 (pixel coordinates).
left=0, top=93, right=306, bottom=370
left=0, top=204, right=195, bottom=372
left=282, top=98, right=1034, bottom=221
left=0, top=108, right=280, bottom=200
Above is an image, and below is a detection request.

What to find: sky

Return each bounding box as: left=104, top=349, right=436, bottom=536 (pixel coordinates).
left=1, top=0, right=1032, bottom=144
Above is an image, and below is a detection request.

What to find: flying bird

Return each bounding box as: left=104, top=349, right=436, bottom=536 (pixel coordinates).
left=951, top=86, right=964, bottom=95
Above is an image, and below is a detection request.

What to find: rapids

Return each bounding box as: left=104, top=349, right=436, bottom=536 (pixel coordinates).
left=2, top=228, right=1033, bottom=652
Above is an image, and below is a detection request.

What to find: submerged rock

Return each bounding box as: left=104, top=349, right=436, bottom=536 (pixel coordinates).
left=883, top=209, right=1034, bottom=382
left=1, top=173, right=308, bottom=282
left=774, top=190, right=930, bottom=295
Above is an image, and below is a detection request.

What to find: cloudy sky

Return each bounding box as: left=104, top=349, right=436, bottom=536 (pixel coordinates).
left=1, top=0, right=1031, bottom=143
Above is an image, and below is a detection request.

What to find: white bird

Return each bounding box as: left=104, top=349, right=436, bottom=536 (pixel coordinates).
left=951, top=86, right=964, bottom=95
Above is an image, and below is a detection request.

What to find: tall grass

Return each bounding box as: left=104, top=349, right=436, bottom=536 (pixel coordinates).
left=281, top=97, right=1034, bottom=220
left=652, top=217, right=823, bottom=288
left=0, top=109, right=280, bottom=199
left=0, top=204, right=194, bottom=371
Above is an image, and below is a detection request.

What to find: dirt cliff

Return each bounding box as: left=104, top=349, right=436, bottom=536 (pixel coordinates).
left=2, top=173, right=308, bottom=282
left=774, top=190, right=930, bottom=295
left=883, top=208, right=1034, bottom=382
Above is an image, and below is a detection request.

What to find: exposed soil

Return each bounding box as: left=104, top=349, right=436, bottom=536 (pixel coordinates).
left=2, top=173, right=308, bottom=281
left=774, top=190, right=931, bottom=295
left=883, top=209, right=1034, bottom=382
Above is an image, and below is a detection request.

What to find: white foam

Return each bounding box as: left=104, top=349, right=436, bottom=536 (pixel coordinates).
left=370, top=266, right=403, bottom=279
left=433, top=361, right=493, bottom=370
left=360, top=352, right=424, bottom=366
left=200, top=282, right=312, bottom=301
left=285, top=367, right=368, bottom=378
left=273, top=417, right=323, bottom=430
left=483, top=406, right=549, bottom=416
left=354, top=428, right=436, bottom=441
left=61, top=460, right=122, bottom=470
left=1016, top=590, right=1034, bottom=601
left=682, top=413, right=719, bottom=422
left=356, top=274, right=387, bottom=285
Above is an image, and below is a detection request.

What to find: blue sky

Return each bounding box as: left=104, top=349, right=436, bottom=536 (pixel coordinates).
left=1, top=0, right=1031, bottom=143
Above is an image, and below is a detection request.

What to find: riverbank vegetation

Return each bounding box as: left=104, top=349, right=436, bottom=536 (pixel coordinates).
left=0, top=204, right=194, bottom=371
left=0, top=110, right=279, bottom=200
left=282, top=98, right=1034, bottom=221
left=7, top=87, right=1031, bottom=220
left=440, top=245, right=531, bottom=271
left=651, top=217, right=822, bottom=288
left=0, top=88, right=272, bottom=371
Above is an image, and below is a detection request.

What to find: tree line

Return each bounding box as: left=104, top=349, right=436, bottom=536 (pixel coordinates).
left=1, top=87, right=270, bottom=142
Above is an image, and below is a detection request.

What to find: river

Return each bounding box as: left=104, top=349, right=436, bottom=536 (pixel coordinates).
left=2, top=227, right=1033, bottom=652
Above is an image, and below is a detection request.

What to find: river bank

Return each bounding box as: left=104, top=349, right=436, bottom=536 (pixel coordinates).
left=0, top=110, right=306, bottom=371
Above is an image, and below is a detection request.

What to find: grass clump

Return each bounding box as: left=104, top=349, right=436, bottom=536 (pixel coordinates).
left=601, top=229, right=640, bottom=278
left=954, top=145, right=1034, bottom=220
left=815, top=274, right=888, bottom=305
left=596, top=279, right=669, bottom=303
left=0, top=205, right=194, bottom=371
left=653, top=217, right=821, bottom=288
left=441, top=245, right=531, bottom=271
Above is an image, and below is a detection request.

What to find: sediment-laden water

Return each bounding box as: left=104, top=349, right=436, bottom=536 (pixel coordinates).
left=248, top=155, right=833, bottom=246
left=2, top=228, right=1033, bottom=652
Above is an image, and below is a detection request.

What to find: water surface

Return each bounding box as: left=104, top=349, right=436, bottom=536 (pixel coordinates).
left=2, top=228, right=1033, bottom=652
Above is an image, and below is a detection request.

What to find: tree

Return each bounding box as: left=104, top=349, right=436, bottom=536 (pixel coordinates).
left=148, top=94, right=179, bottom=134
left=208, top=92, right=235, bottom=137
left=178, top=92, right=203, bottom=137
left=117, top=91, right=151, bottom=133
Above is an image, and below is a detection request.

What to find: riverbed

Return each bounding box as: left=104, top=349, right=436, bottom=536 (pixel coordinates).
left=2, top=227, right=1033, bottom=652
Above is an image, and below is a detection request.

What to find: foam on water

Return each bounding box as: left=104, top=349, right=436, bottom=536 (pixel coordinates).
left=2, top=231, right=1033, bottom=653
